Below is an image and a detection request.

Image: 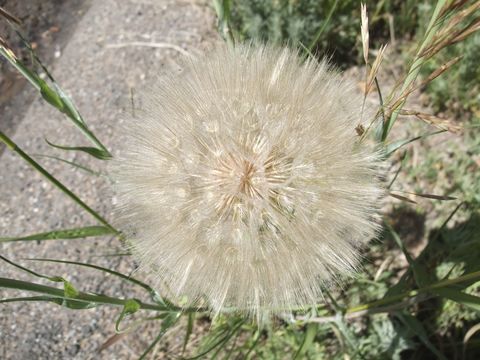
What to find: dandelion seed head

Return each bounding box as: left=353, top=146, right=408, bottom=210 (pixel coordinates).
left=112, top=44, right=384, bottom=318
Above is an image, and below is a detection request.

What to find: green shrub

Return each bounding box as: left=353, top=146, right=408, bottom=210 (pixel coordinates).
left=229, top=0, right=422, bottom=67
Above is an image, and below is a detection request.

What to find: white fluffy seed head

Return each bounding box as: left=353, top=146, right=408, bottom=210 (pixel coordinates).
left=112, top=44, right=384, bottom=319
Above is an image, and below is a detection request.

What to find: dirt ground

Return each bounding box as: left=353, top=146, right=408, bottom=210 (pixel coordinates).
left=0, top=1, right=218, bottom=359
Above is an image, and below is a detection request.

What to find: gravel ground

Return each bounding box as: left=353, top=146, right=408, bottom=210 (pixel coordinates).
left=0, top=0, right=217, bottom=358
left=0, top=0, right=87, bottom=154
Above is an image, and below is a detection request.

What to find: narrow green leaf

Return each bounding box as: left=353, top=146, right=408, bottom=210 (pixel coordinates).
left=307, top=0, right=339, bottom=52
left=386, top=222, right=431, bottom=287
left=0, top=32, right=110, bottom=153
left=433, top=286, right=480, bottom=312
left=45, top=139, right=112, bottom=160
left=34, top=154, right=102, bottom=176
left=244, top=330, right=261, bottom=359
left=115, top=299, right=141, bottom=333
left=1, top=254, right=81, bottom=304
left=0, top=225, right=114, bottom=243
left=138, top=312, right=181, bottom=360
left=0, top=46, right=41, bottom=91
left=183, top=312, right=195, bottom=355
left=40, top=82, right=64, bottom=111
left=0, top=277, right=166, bottom=311
left=293, top=323, right=317, bottom=359
left=64, top=281, right=79, bottom=298
left=212, top=0, right=235, bottom=47
left=188, top=319, right=245, bottom=359
left=28, top=258, right=171, bottom=308
left=0, top=295, right=96, bottom=309
left=385, top=130, right=445, bottom=156
left=381, top=0, right=447, bottom=140
left=0, top=254, right=64, bottom=283
left=397, top=313, right=447, bottom=360
left=0, top=129, right=117, bottom=232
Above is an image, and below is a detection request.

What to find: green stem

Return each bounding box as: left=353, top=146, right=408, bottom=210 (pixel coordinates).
left=382, top=0, right=446, bottom=141
left=347, top=269, right=480, bottom=314
left=0, top=130, right=117, bottom=233
left=0, top=277, right=164, bottom=311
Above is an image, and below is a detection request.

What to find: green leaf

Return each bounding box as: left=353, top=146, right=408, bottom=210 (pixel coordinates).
left=28, top=258, right=172, bottom=308
left=433, top=286, right=480, bottom=312
left=138, top=312, right=181, bottom=360
left=40, top=81, right=64, bottom=111
left=307, top=0, right=339, bottom=52
left=0, top=277, right=165, bottom=311
left=397, top=313, right=447, bottom=360
left=64, top=281, right=79, bottom=298
left=243, top=330, right=261, bottom=359
left=293, top=323, right=317, bottom=359
left=183, top=312, right=195, bottom=355
left=0, top=225, right=114, bottom=243
left=386, top=222, right=431, bottom=287
left=45, top=139, right=112, bottom=160
left=34, top=154, right=102, bottom=176
left=0, top=295, right=96, bottom=310
left=115, top=299, right=141, bottom=333
left=188, top=318, right=245, bottom=359
left=385, top=130, right=445, bottom=156
left=0, top=129, right=116, bottom=232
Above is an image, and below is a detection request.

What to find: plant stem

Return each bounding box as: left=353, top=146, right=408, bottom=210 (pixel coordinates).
left=0, top=130, right=117, bottom=233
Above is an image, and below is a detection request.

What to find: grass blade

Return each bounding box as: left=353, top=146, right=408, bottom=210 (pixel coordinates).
left=0, top=295, right=96, bottom=309
left=45, top=139, right=112, bottom=160
left=138, top=312, right=181, bottom=360
left=385, top=130, right=445, bottom=156
left=28, top=258, right=170, bottom=307
left=397, top=313, right=447, bottom=360
left=0, top=129, right=117, bottom=232
left=0, top=277, right=167, bottom=311
left=433, top=286, right=480, bottom=312
left=33, top=154, right=102, bottom=176
left=183, top=312, right=196, bottom=355
left=307, top=0, right=339, bottom=52
left=293, top=323, right=318, bottom=359
left=0, top=226, right=114, bottom=243
left=0, top=33, right=110, bottom=155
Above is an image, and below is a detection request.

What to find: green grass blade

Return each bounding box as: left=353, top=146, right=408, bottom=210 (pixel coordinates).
left=0, top=34, right=110, bottom=155
left=0, top=225, right=114, bottom=243
left=243, top=330, right=261, bottom=359
left=212, top=0, right=235, bottom=47
left=397, top=313, right=447, bottom=360
left=381, top=0, right=447, bottom=141
left=385, top=130, right=445, bottom=156
left=346, top=270, right=480, bottom=316
left=386, top=222, right=431, bottom=287
left=0, top=295, right=97, bottom=309
left=34, top=154, right=103, bottom=176
left=115, top=299, right=141, bottom=332
left=138, top=312, right=182, bottom=360
left=188, top=319, right=245, bottom=359
left=45, top=139, right=112, bottom=160
left=433, top=286, right=480, bottom=312
left=183, top=312, right=196, bottom=355
left=293, top=323, right=318, bottom=359
left=307, top=0, right=339, bottom=52
left=0, top=130, right=117, bottom=232
left=0, top=277, right=167, bottom=311
left=28, top=258, right=170, bottom=307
